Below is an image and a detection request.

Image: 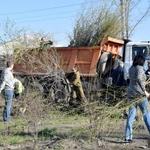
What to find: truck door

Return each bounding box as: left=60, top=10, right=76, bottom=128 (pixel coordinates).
left=132, top=45, right=150, bottom=71
left=124, top=44, right=150, bottom=79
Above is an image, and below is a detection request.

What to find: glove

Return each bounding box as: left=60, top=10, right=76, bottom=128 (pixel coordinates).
left=49, top=40, right=53, bottom=45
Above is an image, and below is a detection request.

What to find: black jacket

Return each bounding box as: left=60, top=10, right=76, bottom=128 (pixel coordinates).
left=111, top=66, right=127, bottom=86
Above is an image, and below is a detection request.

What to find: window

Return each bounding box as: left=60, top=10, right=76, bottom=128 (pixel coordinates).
left=132, top=46, right=149, bottom=60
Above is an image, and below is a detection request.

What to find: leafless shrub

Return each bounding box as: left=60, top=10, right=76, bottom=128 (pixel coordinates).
left=69, top=1, right=122, bottom=47
left=14, top=47, right=71, bottom=106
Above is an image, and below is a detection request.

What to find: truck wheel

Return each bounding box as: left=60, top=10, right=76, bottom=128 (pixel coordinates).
left=49, top=80, right=71, bottom=104
left=96, top=52, right=113, bottom=78
left=40, top=73, right=71, bottom=104
left=49, top=87, right=70, bottom=103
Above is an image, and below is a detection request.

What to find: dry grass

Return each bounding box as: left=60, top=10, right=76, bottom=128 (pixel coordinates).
left=0, top=83, right=149, bottom=149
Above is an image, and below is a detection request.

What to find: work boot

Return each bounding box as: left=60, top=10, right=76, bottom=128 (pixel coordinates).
left=80, top=97, right=88, bottom=105
left=69, top=99, right=78, bottom=106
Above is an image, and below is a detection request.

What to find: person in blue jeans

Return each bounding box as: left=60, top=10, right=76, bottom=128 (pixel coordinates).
left=125, top=55, right=150, bottom=142
left=0, top=61, right=14, bottom=122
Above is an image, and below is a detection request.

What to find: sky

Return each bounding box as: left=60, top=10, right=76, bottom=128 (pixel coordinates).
left=0, top=0, right=150, bottom=46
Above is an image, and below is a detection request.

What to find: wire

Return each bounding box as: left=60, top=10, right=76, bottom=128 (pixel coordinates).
left=0, top=0, right=99, bottom=16
left=17, top=16, right=75, bottom=23
left=12, top=10, right=78, bottom=21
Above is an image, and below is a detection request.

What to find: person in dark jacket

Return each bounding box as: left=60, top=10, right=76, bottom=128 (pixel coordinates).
left=125, top=55, right=150, bottom=143
left=111, top=61, right=127, bottom=86
left=111, top=61, right=128, bottom=117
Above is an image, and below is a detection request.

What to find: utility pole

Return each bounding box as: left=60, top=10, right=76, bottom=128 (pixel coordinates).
left=120, top=0, right=125, bottom=39
left=125, top=0, right=130, bottom=39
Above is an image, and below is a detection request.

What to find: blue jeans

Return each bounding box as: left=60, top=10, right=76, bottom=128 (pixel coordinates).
left=2, top=90, right=13, bottom=122
left=125, top=98, right=150, bottom=140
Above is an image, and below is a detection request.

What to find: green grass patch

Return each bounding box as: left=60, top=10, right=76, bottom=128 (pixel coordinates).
left=110, top=112, right=121, bottom=119
left=0, top=135, right=32, bottom=145
left=38, top=127, right=57, bottom=139
left=44, top=114, right=88, bottom=126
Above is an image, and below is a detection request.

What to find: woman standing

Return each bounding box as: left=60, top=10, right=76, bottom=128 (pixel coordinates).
left=125, top=55, right=150, bottom=142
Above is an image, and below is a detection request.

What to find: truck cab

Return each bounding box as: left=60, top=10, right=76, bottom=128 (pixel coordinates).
left=123, top=40, right=150, bottom=80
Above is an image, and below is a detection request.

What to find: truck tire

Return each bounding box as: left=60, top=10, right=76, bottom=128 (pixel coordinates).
left=48, top=78, right=71, bottom=103
left=41, top=74, right=71, bottom=104
left=96, top=52, right=113, bottom=78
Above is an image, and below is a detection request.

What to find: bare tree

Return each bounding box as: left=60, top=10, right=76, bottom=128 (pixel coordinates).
left=69, top=0, right=150, bottom=46
left=0, top=19, right=55, bottom=62
left=68, top=1, right=122, bottom=47
left=0, top=19, right=26, bottom=56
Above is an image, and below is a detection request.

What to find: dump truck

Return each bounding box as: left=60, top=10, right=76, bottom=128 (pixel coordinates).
left=14, top=37, right=124, bottom=76
left=0, top=37, right=124, bottom=103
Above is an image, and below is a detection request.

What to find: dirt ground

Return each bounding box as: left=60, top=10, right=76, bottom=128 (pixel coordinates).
left=38, top=119, right=150, bottom=150
left=0, top=118, right=149, bottom=150
left=101, top=132, right=149, bottom=150
left=0, top=96, right=150, bottom=150
left=96, top=119, right=150, bottom=150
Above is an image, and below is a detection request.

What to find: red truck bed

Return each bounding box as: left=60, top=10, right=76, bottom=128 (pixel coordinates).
left=14, top=37, right=124, bottom=76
